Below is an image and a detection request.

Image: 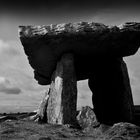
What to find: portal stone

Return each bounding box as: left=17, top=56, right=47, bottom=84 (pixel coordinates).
left=88, top=57, right=134, bottom=125
left=46, top=54, right=77, bottom=124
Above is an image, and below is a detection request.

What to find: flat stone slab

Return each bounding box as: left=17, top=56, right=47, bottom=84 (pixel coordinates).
left=19, top=22, right=140, bottom=85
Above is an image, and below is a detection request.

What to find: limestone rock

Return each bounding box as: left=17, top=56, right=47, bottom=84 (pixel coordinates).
left=104, top=122, right=140, bottom=140
left=77, top=106, right=99, bottom=129
left=46, top=54, right=77, bottom=125
left=30, top=54, right=77, bottom=125
left=19, top=22, right=140, bottom=85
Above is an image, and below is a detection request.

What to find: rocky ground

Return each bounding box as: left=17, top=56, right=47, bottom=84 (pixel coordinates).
left=0, top=111, right=140, bottom=140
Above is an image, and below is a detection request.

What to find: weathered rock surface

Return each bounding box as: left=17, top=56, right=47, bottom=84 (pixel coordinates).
left=30, top=54, right=77, bottom=125
left=30, top=90, right=49, bottom=122
left=77, top=106, right=99, bottom=129
left=104, top=122, right=140, bottom=140
left=19, top=22, right=140, bottom=85
left=34, top=54, right=77, bottom=125
left=46, top=54, right=77, bottom=125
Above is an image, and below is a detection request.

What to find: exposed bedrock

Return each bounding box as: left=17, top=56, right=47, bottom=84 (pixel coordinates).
left=19, top=22, right=140, bottom=85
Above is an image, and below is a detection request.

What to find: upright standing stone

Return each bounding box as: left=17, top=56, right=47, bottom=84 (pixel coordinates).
left=88, top=57, right=134, bottom=125
left=120, top=60, right=134, bottom=121
left=46, top=53, right=77, bottom=124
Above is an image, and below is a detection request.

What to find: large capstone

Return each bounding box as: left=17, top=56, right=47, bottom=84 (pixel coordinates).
left=19, top=22, right=140, bottom=85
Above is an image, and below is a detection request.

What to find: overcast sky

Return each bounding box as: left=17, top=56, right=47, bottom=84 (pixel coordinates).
left=0, top=0, right=140, bottom=112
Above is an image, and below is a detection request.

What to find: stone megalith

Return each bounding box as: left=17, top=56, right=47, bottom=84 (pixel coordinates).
left=30, top=53, right=77, bottom=125
left=88, top=58, right=134, bottom=125
left=19, top=22, right=140, bottom=125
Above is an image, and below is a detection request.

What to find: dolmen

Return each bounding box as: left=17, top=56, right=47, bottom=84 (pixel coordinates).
left=19, top=22, right=140, bottom=126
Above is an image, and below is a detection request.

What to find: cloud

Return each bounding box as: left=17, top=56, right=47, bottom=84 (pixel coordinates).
left=124, top=53, right=140, bottom=91
left=0, top=77, right=10, bottom=85
left=128, top=68, right=140, bottom=93
left=0, top=39, right=46, bottom=95
left=0, top=39, right=20, bottom=55
left=0, top=87, right=21, bottom=94
left=0, top=39, right=31, bottom=75
left=77, top=80, right=93, bottom=109
left=0, top=76, right=21, bottom=94
left=124, top=54, right=140, bottom=105
left=0, top=40, right=9, bottom=49
left=78, top=80, right=92, bottom=98
left=128, top=69, right=139, bottom=88
left=128, top=69, right=140, bottom=105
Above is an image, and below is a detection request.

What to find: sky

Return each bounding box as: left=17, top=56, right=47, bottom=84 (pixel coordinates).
left=0, top=0, right=140, bottom=113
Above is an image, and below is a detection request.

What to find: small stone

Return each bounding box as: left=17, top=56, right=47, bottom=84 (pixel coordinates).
left=77, top=106, right=99, bottom=129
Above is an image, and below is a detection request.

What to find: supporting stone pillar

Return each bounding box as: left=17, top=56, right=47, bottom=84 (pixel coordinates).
left=88, top=57, right=134, bottom=125
left=34, top=53, right=77, bottom=125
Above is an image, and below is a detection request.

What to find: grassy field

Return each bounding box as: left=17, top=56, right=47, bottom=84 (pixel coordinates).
left=0, top=106, right=140, bottom=140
